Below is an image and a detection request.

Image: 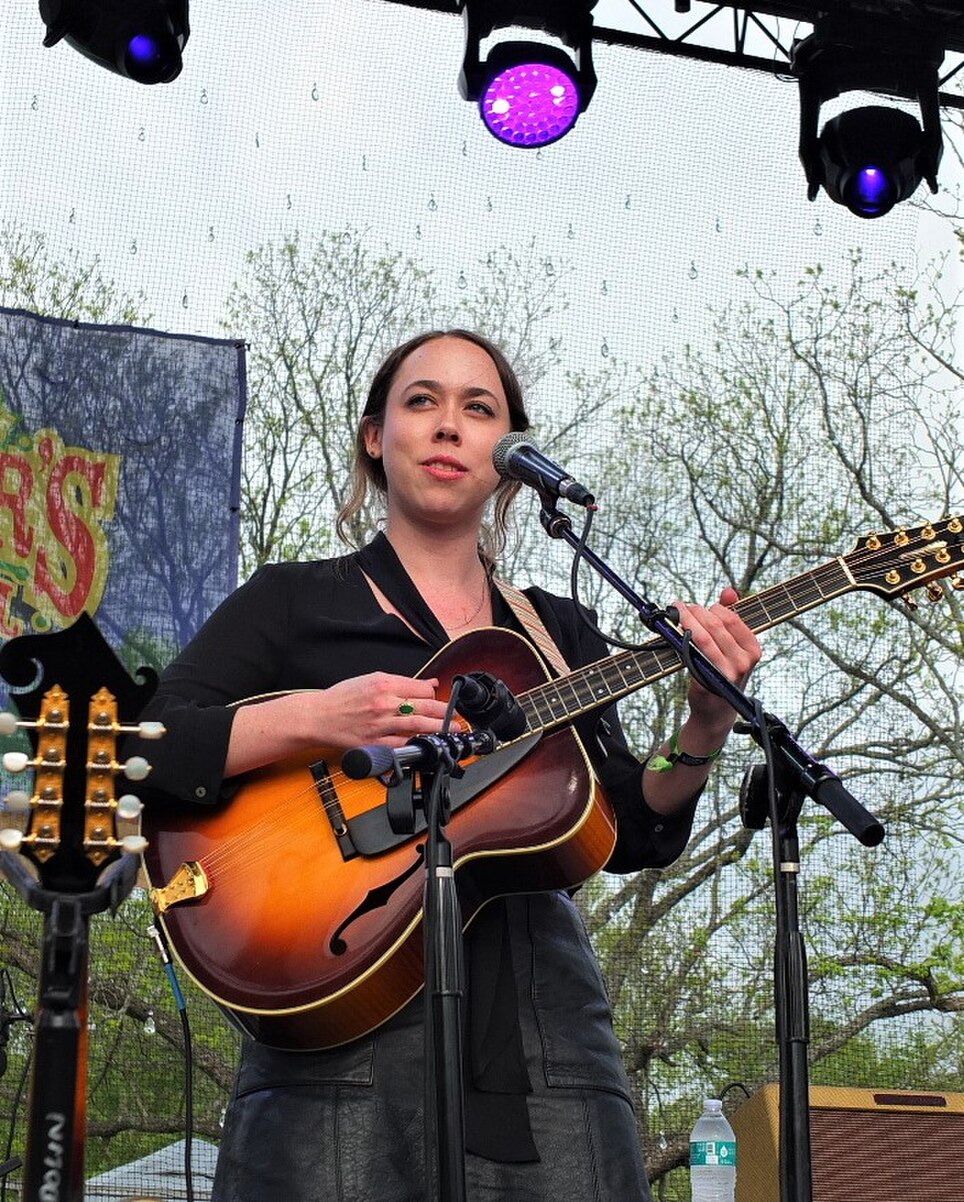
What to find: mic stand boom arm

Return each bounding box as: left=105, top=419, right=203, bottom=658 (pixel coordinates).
left=537, top=501, right=884, bottom=1202
left=537, top=505, right=883, bottom=844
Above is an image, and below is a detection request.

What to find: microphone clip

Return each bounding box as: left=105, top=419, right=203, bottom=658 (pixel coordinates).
left=453, top=672, right=527, bottom=741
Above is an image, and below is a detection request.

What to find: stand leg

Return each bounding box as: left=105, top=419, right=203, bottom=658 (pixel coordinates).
left=422, top=780, right=467, bottom=1202
left=23, top=897, right=90, bottom=1202
left=775, top=825, right=813, bottom=1202
left=429, top=851, right=467, bottom=1202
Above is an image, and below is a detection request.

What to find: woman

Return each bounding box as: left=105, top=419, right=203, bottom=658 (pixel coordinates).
left=137, top=330, right=760, bottom=1201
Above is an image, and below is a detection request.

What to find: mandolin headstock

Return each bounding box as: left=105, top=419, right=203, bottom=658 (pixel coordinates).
left=0, top=614, right=162, bottom=894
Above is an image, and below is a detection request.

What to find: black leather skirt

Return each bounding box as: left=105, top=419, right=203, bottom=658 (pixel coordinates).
left=211, top=894, right=653, bottom=1202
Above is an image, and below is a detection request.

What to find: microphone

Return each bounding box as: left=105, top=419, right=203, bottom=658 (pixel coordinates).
left=492, top=432, right=596, bottom=508
left=342, top=729, right=499, bottom=781
left=453, top=672, right=527, bottom=741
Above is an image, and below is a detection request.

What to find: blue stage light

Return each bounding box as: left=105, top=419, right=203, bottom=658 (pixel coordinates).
left=123, top=29, right=182, bottom=83
left=845, top=166, right=896, bottom=218
left=39, top=1, right=189, bottom=85
left=792, top=17, right=944, bottom=219
left=818, top=106, right=926, bottom=219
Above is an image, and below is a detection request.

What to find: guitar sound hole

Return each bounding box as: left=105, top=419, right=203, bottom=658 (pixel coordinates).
left=329, top=845, right=425, bottom=956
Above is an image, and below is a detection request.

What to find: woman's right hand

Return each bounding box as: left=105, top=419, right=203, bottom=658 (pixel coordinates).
left=223, top=673, right=452, bottom=778
left=299, top=672, right=451, bottom=750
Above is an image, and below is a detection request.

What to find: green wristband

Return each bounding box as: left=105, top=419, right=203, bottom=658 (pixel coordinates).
left=647, top=727, right=724, bottom=773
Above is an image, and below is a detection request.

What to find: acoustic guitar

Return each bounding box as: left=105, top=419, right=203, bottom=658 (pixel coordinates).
left=140, top=517, right=964, bottom=1050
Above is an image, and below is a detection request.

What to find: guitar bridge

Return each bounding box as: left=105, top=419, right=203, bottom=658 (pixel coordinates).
left=150, top=860, right=209, bottom=913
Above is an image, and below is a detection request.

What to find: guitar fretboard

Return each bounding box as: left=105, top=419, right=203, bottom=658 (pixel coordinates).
left=517, top=556, right=857, bottom=734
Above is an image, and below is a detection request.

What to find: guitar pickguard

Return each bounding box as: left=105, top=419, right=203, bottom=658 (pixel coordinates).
left=345, top=732, right=541, bottom=857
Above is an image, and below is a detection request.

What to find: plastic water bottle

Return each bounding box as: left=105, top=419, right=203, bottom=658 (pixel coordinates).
left=689, top=1098, right=736, bottom=1202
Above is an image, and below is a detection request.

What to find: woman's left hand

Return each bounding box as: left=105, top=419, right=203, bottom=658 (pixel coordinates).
left=672, top=586, right=761, bottom=738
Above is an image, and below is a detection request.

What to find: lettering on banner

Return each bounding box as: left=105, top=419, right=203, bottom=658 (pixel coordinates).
left=0, top=396, right=120, bottom=636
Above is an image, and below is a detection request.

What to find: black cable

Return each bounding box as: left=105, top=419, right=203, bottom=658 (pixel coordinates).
left=567, top=506, right=685, bottom=654
left=148, top=925, right=195, bottom=1202
left=719, top=1081, right=752, bottom=1104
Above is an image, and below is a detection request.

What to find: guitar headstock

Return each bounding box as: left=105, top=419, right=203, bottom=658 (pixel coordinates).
left=844, top=516, right=964, bottom=604
left=0, top=615, right=161, bottom=894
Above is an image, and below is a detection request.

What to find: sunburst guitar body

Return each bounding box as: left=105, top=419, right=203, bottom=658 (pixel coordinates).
left=141, top=628, right=614, bottom=1049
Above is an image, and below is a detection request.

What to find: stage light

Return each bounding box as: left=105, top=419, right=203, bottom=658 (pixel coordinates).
left=791, top=14, right=944, bottom=218
left=459, top=1, right=597, bottom=147
left=480, top=45, right=582, bottom=147
left=817, top=106, right=926, bottom=218
left=39, top=0, right=190, bottom=84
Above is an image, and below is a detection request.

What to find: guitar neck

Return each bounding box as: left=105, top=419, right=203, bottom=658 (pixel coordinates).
left=517, top=554, right=861, bottom=734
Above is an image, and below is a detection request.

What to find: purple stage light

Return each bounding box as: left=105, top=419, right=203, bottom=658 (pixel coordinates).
left=481, top=61, right=581, bottom=147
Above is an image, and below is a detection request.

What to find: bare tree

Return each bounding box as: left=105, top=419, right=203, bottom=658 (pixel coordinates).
left=225, top=230, right=625, bottom=578
left=579, top=248, right=964, bottom=1193
left=0, top=224, right=150, bottom=325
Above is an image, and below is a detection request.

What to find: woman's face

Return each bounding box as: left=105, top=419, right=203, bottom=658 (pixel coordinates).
left=364, top=336, right=513, bottom=533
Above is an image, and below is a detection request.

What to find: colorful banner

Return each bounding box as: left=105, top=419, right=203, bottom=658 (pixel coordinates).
left=0, top=307, right=246, bottom=670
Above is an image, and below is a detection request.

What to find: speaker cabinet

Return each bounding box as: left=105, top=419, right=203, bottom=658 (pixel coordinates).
left=730, top=1084, right=964, bottom=1202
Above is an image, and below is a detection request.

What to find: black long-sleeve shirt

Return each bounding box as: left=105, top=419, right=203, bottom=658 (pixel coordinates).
left=133, top=534, right=697, bottom=1163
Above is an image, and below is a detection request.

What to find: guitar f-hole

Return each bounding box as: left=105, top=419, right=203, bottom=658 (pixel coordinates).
left=329, top=845, right=425, bottom=956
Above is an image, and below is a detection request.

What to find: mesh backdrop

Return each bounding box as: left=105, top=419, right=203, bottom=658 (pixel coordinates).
left=2, top=3, right=963, bottom=1199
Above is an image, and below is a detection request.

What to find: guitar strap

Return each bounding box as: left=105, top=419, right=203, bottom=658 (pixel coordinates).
left=493, top=577, right=571, bottom=678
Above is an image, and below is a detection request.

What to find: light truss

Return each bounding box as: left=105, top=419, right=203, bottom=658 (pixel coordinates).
left=374, top=0, right=964, bottom=108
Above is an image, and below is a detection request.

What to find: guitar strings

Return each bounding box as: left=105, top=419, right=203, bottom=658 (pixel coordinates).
left=197, top=773, right=375, bottom=876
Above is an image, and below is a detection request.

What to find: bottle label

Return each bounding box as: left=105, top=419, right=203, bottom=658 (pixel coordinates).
left=690, top=1140, right=737, bottom=1167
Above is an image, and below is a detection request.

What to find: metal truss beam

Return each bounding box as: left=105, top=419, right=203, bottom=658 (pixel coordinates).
left=372, top=0, right=964, bottom=108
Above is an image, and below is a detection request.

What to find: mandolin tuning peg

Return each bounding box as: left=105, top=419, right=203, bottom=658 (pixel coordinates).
left=926, top=583, right=945, bottom=603
left=902, top=593, right=919, bottom=611
left=0, top=828, right=23, bottom=851
left=3, top=790, right=31, bottom=813
left=2, top=752, right=30, bottom=773
left=114, top=720, right=166, bottom=739
left=120, top=834, right=148, bottom=855
left=0, top=713, right=55, bottom=735
left=951, top=575, right=964, bottom=591
left=122, top=756, right=151, bottom=782
left=116, top=794, right=144, bottom=821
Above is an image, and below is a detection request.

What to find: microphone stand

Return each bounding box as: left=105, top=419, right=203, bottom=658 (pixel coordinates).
left=0, top=849, right=140, bottom=1202
left=422, top=755, right=466, bottom=1202
left=534, top=497, right=884, bottom=1202
left=364, top=685, right=497, bottom=1202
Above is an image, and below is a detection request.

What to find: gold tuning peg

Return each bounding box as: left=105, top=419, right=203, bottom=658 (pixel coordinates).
left=902, top=593, right=919, bottom=611
left=951, top=575, right=964, bottom=591
left=927, top=583, right=945, bottom=603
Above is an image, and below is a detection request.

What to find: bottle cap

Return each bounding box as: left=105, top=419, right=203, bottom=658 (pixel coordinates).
left=704, top=1098, right=723, bottom=1113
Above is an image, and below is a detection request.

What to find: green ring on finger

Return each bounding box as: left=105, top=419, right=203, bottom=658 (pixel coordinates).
left=397, top=701, right=416, bottom=716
